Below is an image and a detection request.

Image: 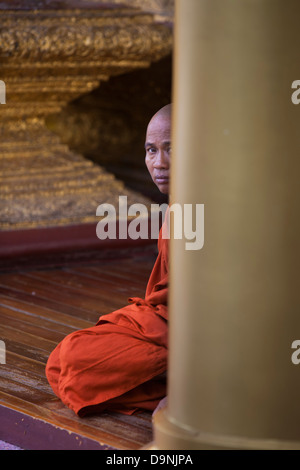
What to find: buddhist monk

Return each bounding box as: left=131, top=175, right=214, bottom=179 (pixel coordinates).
left=45, top=104, right=171, bottom=416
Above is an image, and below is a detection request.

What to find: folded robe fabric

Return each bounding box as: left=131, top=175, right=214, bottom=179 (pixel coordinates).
left=45, top=226, right=168, bottom=416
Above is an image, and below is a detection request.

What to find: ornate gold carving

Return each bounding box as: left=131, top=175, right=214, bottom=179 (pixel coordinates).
left=94, top=0, right=174, bottom=21
left=0, top=2, right=173, bottom=230
left=0, top=8, right=172, bottom=62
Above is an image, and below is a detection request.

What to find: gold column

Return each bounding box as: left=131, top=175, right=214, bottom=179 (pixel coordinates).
left=154, top=0, right=300, bottom=449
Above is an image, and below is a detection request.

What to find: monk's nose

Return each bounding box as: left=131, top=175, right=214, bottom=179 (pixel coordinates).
left=154, top=150, right=169, bottom=169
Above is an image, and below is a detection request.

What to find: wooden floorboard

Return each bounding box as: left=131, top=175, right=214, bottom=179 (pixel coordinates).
left=0, top=246, right=158, bottom=450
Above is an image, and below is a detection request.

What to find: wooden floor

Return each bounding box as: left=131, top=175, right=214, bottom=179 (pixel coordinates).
left=0, top=245, right=158, bottom=450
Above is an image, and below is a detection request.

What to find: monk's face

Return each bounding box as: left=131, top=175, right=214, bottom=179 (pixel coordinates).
left=145, top=114, right=171, bottom=195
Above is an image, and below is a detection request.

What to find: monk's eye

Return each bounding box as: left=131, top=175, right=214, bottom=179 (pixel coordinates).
left=147, top=147, right=157, bottom=156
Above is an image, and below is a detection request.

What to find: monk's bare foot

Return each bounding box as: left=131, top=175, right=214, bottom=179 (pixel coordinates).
left=152, top=396, right=168, bottom=417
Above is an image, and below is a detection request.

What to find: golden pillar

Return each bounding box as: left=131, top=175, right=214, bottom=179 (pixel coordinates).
left=154, top=0, right=300, bottom=449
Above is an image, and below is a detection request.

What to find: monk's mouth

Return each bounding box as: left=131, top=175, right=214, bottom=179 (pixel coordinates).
left=156, top=177, right=169, bottom=184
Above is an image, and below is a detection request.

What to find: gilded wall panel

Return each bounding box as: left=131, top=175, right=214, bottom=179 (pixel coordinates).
left=0, top=1, right=173, bottom=230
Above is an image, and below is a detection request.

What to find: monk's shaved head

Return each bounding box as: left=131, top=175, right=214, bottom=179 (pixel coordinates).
left=145, top=104, right=172, bottom=195
left=147, top=104, right=172, bottom=128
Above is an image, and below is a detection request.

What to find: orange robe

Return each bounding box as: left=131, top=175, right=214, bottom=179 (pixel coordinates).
left=45, top=227, right=168, bottom=416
